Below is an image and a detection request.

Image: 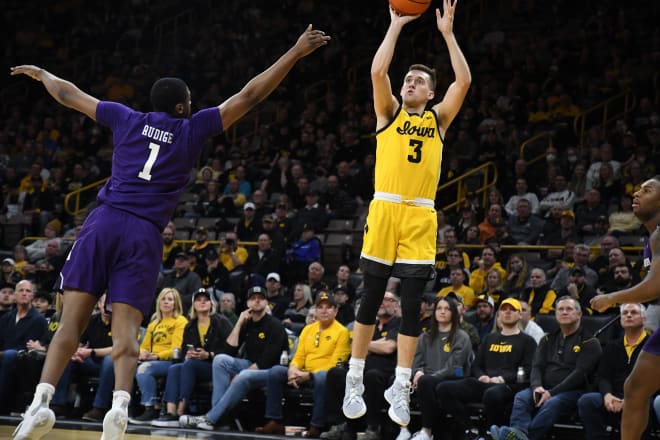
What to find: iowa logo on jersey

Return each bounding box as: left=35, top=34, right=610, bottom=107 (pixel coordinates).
left=396, top=121, right=435, bottom=138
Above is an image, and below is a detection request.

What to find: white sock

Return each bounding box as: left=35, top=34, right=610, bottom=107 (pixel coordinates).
left=347, top=358, right=365, bottom=377
left=111, top=390, right=131, bottom=411
left=28, top=383, right=55, bottom=411
left=395, top=366, right=412, bottom=384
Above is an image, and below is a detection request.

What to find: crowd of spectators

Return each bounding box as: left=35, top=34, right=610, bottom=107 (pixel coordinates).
left=1, top=0, right=659, bottom=437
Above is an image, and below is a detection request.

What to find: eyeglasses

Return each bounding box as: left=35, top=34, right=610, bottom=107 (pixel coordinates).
left=314, top=331, right=320, bottom=347
left=383, top=297, right=398, bottom=303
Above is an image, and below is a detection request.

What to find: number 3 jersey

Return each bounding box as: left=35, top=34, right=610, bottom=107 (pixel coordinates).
left=374, top=106, right=443, bottom=201
left=95, top=101, right=223, bottom=230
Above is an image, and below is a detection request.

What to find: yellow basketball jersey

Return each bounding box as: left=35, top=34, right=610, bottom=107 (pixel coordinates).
left=374, top=106, right=443, bottom=200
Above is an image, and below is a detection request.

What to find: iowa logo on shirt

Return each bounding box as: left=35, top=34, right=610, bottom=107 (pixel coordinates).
left=488, top=343, right=513, bottom=353
left=396, top=121, right=436, bottom=138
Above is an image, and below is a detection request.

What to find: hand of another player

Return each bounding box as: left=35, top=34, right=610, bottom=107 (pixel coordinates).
left=590, top=294, right=614, bottom=313
left=10, top=65, right=45, bottom=82
left=293, top=25, right=331, bottom=58
left=436, top=0, right=457, bottom=35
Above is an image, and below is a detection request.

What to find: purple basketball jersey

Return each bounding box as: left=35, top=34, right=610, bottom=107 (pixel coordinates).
left=96, top=102, right=223, bottom=229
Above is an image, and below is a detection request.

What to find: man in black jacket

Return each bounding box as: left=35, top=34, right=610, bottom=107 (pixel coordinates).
left=178, top=285, right=288, bottom=430
left=577, top=303, right=651, bottom=439
left=492, top=296, right=602, bottom=440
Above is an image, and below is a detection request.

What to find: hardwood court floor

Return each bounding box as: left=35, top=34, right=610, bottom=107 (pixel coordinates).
left=0, top=416, right=285, bottom=440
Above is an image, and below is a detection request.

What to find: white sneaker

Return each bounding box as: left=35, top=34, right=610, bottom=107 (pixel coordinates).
left=384, top=380, right=411, bottom=426
left=179, top=414, right=207, bottom=428
left=342, top=373, right=366, bottom=419
left=101, top=407, right=128, bottom=440
left=395, top=427, right=412, bottom=440
left=410, top=430, right=433, bottom=440
left=12, top=407, right=55, bottom=440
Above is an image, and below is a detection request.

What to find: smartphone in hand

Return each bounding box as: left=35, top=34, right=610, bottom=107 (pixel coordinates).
left=534, top=391, right=543, bottom=404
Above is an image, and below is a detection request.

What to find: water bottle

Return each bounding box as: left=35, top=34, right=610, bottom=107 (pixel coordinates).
left=516, top=366, right=525, bottom=384
left=172, top=348, right=181, bottom=364
left=280, top=350, right=289, bottom=366
left=336, top=357, right=344, bottom=368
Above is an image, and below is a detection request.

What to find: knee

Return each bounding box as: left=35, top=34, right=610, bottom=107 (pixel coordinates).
left=110, top=338, right=139, bottom=361
left=213, top=353, right=231, bottom=369
left=577, top=393, right=600, bottom=414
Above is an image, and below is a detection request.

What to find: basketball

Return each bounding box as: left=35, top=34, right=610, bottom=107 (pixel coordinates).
left=389, top=0, right=432, bottom=16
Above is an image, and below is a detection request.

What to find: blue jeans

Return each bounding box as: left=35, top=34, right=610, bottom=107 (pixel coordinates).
left=52, top=357, right=103, bottom=405
left=0, top=349, right=18, bottom=403
left=264, top=365, right=328, bottom=428
left=162, top=359, right=211, bottom=404
left=510, top=388, right=583, bottom=440
left=577, top=392, right=618, bottom=440
left=207, top=355, right=269, bottom=424
left=93, top=355, right=115, bottom=409
left=135, top=360, right=172, bottom=406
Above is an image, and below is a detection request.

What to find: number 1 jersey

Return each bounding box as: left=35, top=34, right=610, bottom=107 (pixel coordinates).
left=95, top=101, right=223, bottom=230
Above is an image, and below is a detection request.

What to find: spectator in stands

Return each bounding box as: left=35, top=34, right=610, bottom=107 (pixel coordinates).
left=189, top=227, right=212, bottom=269
left=12, top=245, right=29, bottom=277
left=325, top=174, right=358, bottom=220
left=285, top=225, right=322, bottom=284
left=437, top=298, right=537, bottom=438
left=161, top=224, right=184, bottom=273
left=32, top=291, right=54, bottom=320
left=568, top=162, right=588, bottom=205
left=479, top=269, right=506, bottom=305
left=273, top=202, right=294, bottom=243
left=160, top=252, right=203, bottom=315
left=218, top=292, right=238, bottom=325
left=0, top=284, right=15, bottom=318
left=129, top=288, right=188, bottom=424
left=32, top=239, right=65, bottom=293
left=434, top=248, right=471, bottom=292
left=503, top=254, right=531, bottom=300
left=551, top=244, right=599, bottom=291
left=21, top=174, right=56, bottom=236
left=586, top=143, right=621, bottom=190
left=307, top=262, right=329, bottom=298
left=198, top=248, right=230, bottom=293
left=539, top=174, right=576, bottom=215
left=1, top=257, right=22, bottom=286
left=219, top=231, right=248, bottom=273
left=520, top=300, right=545, bottom=344
left=179, top=285, right=288, bottom=430
left=508, top=198, right=544, bottom=245
left=557, top=267, right=597, bottom=316
left=472, top=294, right=496, bottom=341
left=575, top=189, right=608, bottom=238
left=400, top=296, right=473, bottom=440
left=195, top=180, right=223, bottom=218
left=491, top=296, right=602, bottom=440
left=436, top=209, right=452, bottom=244
left=505, top=178, right=540, bottom=217
left=153, top=289, right=232, bottom=426
left=589, top=235, right=620, bottom=279
left=282, top=283, right=314, bottom=333
left=469, top=246, right=506, bottom=295
left=323, top=292, right=401, bottom=440
left=598, top=247, right=640, bottom=288
left=577, top=303, right=652, bottom=439
left=333, top=285, right=355, bottom=326
left=219, top=178, right=247, bottom=217
left=261, top=214, right=286, bottom=258
left=522, top=268, right=557, bottom=317
left=445, top=291, right=481, bottom=352
left=236, top=202, right=260, bottom=242
left=437, top=267, right=476, bottom=307
left=25, top=219, right=62, bottom=262
left=256, top=293, right=350, bottom=436
left=608, top=194, right=643, bottom=236
left=455, top=204, right=479, bottom=244
left=0, top=280, right=48, bottom=413
left=264, top=273, right=289, bottom=321
left=246, top=233, right=281, bottom=285
left=50, top=294, right=112, bottom=417
left=478, top=204, right=504, bottom=244
left=332, top=265, right=356, bottom=302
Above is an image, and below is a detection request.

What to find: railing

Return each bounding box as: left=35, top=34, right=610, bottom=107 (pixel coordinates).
left=63, top=178, right=109, bottom=216
left=436, top=161, right=498, bottom=212
left=519, top=131, right=553, bottom=166
left=573, top=88, right=635, bottom=146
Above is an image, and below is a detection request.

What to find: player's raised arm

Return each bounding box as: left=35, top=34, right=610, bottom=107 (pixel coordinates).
left=10, top=65, right=99, bottom=121
left=219, top=25, right=330, bottom=130
left=431, top=0, right=471, bottom=133
left=372, top=7, right=419, bottom=128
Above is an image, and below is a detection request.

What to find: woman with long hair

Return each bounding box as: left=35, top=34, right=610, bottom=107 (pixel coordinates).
left=153, top=289, right=232, bottom=426
left=503, top=254, right=530, bottom=301
left=128, top=288, right=188, bottom=424
left=398, top=296, right=473, bottom=440
left=281, top=283, right=313, bottom=331
left=480, top=269, right=505, bottom=305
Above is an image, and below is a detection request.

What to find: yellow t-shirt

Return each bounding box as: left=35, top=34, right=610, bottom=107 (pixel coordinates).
left=291, top=320, right=351, bottom=373
left=140, top=315, right=188, bottom=360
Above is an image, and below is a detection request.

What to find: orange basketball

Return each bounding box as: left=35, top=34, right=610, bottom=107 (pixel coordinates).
left=389, top=0, right=432, bottom=16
